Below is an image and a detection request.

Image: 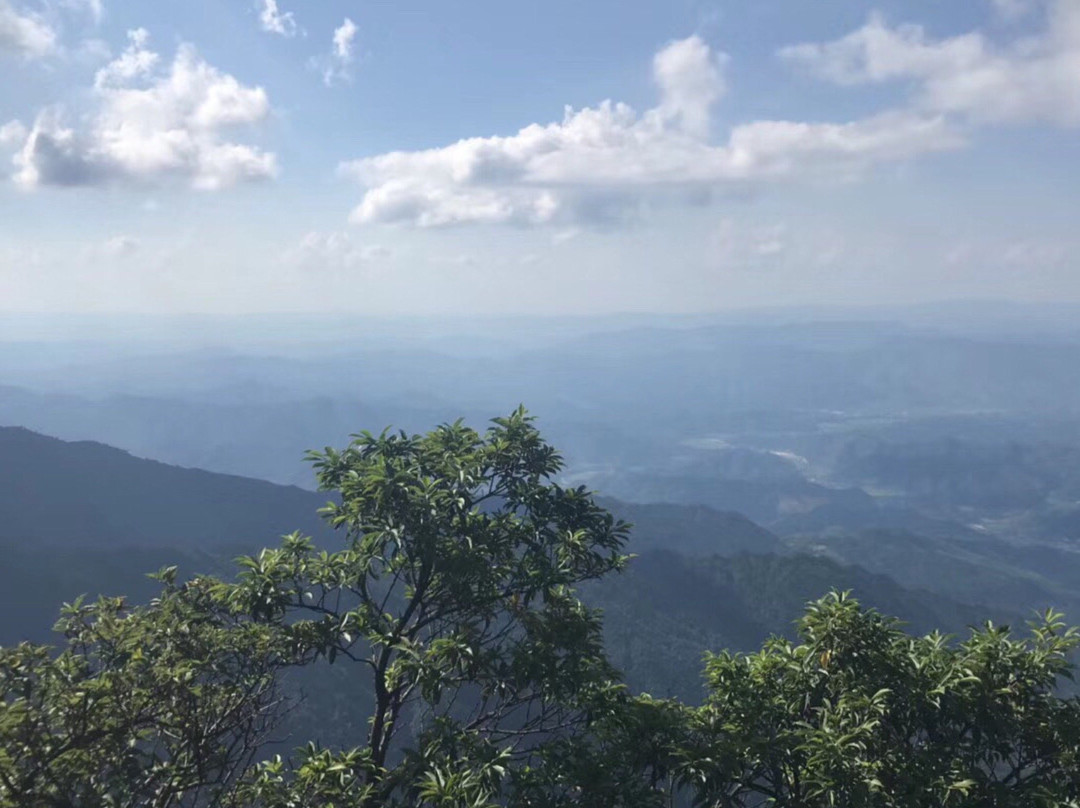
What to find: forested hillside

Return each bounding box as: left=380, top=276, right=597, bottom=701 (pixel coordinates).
left=0, top=427, right=329, bottom=547
left=3, top=412, right=1077, bottom=807
left=0, top=424, right=1028, bottom=699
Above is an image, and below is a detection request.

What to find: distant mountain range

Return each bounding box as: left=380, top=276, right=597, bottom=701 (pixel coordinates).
left=0, top=425, right=1031, bottom=705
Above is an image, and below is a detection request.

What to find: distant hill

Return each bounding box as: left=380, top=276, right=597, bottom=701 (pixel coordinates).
left=599, top=498, right=781, bottom=556
left=0, top=426, right=332, bottom=643
left=786, top=528, right=1080, bottom=618
left=0, top=426, right=329, bottom=548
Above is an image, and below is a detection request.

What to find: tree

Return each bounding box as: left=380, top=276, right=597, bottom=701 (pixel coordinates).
left=221, top=408, right=632, bottom=807
left=682, top=591, right=1080, bottom=807
left=0, top=572, right=290, bottom=808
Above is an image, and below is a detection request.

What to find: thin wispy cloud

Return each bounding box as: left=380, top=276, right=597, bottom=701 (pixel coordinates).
left=62, top=0, right=104, bottom=25
left=317, top=17, right=357, bottom=85
left=288, top=230, right=390, bottom=270
left=258, top=0, right=297, bottom=38
left=0, top=119, right=27, bottom=147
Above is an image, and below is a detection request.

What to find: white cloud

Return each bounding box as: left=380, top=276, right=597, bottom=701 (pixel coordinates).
left=999, top=239, right=1070, bottom=268
left=552, top=227, right=582, bottom=245
left=340, top=35, right=960, bottom=228
left=946, top=237, right=1072, bottom=269
left=258, top=0, right=297, bottom=37
left=318, top=17, right=357, bottom=85
left=707, top=220, right=857, bottom=274
left=10, top=29, right=277, bottom=190
left=0, top=0, right=57, bottom=57
left=288, top=231, right=390, bottom=270
left=0, top=244, right=43, bottom=269
left=73, top=36, right=110, bottom=62
left=333, top=18, right=357, bottom=61
left=649, top=33, right=727, bottom=138
left=780, top=0, right=1080, bottom=126
left=0, top=119, right=27, bottom=147
left=92, top=27, right=156, bottom=88
left=434, top=253, right=477, bottom=268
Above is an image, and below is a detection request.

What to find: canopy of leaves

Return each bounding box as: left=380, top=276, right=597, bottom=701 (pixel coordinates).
left=680, top=592, right=1080, bottom=808
left=223, top=408, right=632, bottom=806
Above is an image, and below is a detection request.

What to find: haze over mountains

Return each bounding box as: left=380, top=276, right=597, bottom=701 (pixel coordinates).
left=0, top=424, right=1008, bottom=705
left=4, top=303, right=1080, bottom=703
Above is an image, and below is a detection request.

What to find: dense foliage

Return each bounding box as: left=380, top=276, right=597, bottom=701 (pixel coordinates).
left=2, top=411, right=1079, bottom=807
left=688, top=593, right=1080, bottom=807
left=225, top=408, right=631, bottom=806
left=0, top=575, right=289, bottom=806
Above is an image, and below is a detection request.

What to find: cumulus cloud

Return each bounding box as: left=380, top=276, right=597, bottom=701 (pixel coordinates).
left=333, top=18, right=357, bottom=60
left=340, top=35, right=960, bottom=228
left=0, top=0, right=57, bottom=57
left=780, top=0, right=1080, bottom=126
left=649, top=33, right=727, bottom=138
left=258, top=0, right=297, bottom=37
left=317, top=17, right=357, bottom=85
left=92, top=26, right=156, bottom=88
left=10, top=28, right=277, bottom=190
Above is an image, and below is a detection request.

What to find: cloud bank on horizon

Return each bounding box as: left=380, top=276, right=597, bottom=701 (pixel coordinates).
left=0, top=0, right=1077, bottom=312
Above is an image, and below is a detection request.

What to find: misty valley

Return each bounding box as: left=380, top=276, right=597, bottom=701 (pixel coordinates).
left=5, top=308, right=1080, bottom=675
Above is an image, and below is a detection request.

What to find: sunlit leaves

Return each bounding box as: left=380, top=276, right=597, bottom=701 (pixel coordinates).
left=685, top=592, right=1080, bottom=807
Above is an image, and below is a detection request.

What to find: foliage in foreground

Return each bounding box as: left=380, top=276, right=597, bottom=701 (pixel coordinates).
left=0, top=577, right=288, bottom=806
left=1, top=410, right=1079, bottom=807
left=685, top=593, right=1080, bottom=807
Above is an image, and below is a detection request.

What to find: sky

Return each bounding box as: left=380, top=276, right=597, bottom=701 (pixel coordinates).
left=0, top=0, right=1078, bottom=314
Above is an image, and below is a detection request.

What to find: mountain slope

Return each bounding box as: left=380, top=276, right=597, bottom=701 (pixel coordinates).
left=600, top=498, right=781, bottom=556
left=588, top=550, right=1005, bottom=702
left=0, top=426, right=329, bottom=548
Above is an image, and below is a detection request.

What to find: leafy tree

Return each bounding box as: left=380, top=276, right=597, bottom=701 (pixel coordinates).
left=0, top=572, right=290, bottom=808
left=221, top=408, right=631, bottom=806
left=682, top=591, right=1080, bottom=807
left=507, top=692, right=690, bottom=808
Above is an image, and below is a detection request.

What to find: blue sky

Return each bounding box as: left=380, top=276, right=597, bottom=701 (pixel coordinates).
left=0, top=0, right=1078, bottom=313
